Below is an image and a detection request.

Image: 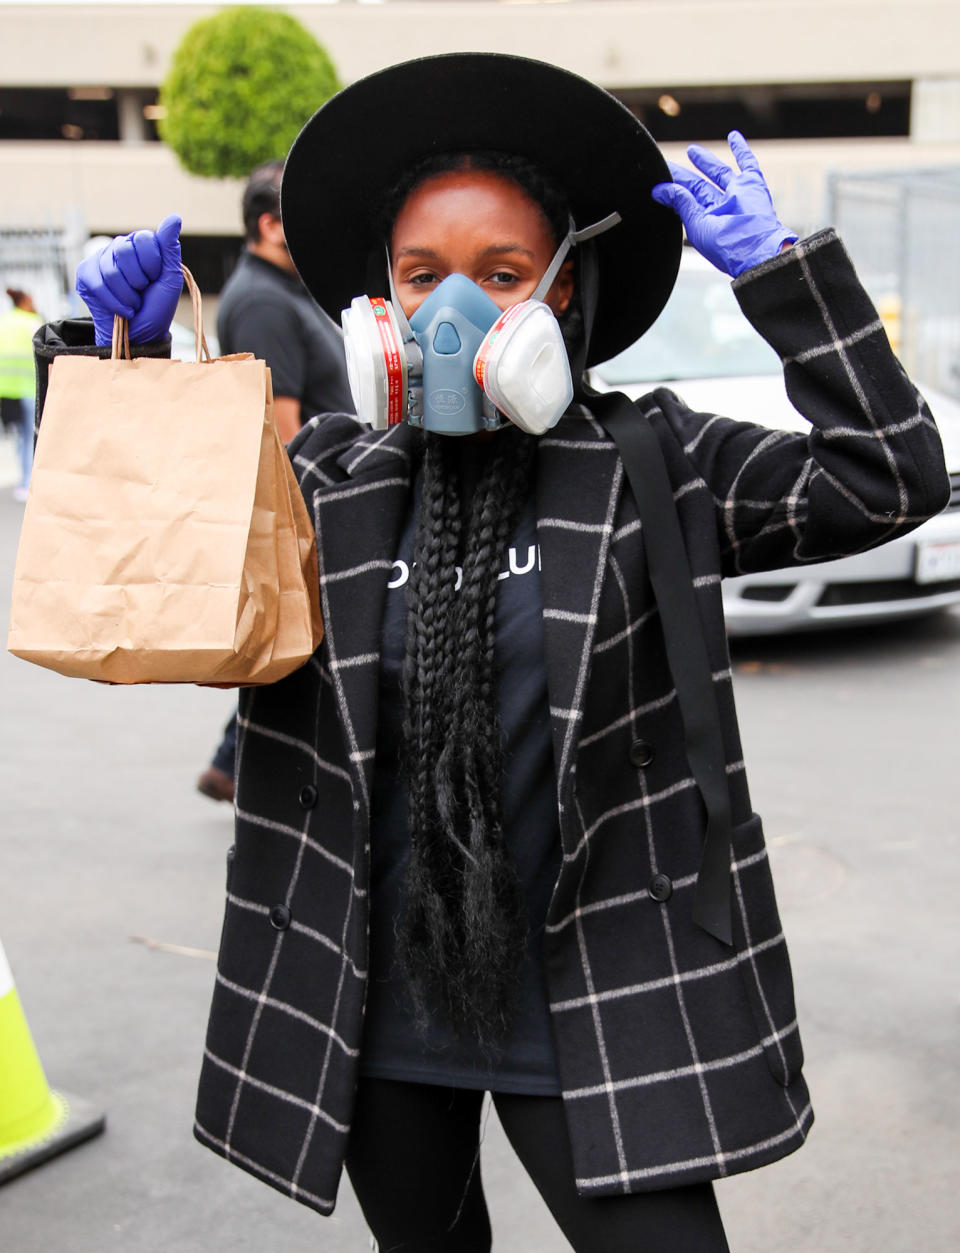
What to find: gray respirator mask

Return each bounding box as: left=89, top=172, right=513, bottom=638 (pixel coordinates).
left=340, top=213, right=620, bottom=436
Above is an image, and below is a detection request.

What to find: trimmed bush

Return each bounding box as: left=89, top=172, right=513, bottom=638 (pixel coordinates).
left=159, top=6, right=341, bottom=178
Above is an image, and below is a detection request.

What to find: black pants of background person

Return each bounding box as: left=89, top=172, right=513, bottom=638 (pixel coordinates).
left=196, top=711, right=237, bottom=803
left=346, top=1078, right=731, bottom=1253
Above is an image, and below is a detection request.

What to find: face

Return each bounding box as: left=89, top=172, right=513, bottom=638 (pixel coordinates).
left=257, top=209, right=297, bottom=273
left=390, top=169, right=574, bottom=321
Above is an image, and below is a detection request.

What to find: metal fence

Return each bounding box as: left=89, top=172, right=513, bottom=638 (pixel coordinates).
left=828, top=167, right=960, bottom=400
left=0, top=209, right=87, bottom=322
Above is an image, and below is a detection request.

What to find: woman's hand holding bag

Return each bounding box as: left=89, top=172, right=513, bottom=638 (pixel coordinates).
left=75, top=213, right=184, bottom=345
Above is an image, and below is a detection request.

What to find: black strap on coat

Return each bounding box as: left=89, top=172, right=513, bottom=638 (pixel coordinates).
left=589, top=387, right=734, bottom=946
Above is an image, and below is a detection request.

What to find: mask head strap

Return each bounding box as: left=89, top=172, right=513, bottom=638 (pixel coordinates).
left=385, top=245, right=415, bottom=343
left=531, top=211, right=621, bottom=303
left=572, top=239, right=602, bottom=400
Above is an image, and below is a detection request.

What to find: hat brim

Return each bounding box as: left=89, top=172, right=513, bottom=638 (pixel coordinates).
left=282, top=52, right=681, bottom=366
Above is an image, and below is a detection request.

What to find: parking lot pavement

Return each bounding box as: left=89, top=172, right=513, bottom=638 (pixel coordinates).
left=0, top=431, right=19, bottom=490
left=1, top=486, right=958, bottom=1251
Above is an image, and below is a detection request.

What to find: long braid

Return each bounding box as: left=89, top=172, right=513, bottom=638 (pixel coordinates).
left=454, top=431, right=537, bottom=1035
left=398, top=426, right=538, bottom=1045
left=399, top=436, right=463, bottom=1001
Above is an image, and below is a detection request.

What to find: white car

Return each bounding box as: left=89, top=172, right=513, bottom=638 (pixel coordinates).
left=590, top=250, right=960, bottom=635
left=169, top=319, right=220, bottom=362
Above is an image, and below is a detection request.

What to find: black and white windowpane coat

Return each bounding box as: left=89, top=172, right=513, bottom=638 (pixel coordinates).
left=192, top=231, right=950, bottom=1214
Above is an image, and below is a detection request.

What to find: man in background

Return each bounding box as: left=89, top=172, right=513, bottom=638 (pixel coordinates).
left=0, top=289, right=43, bottom=503
left=197, top=161, right=353, bottom=802
left=216, top=159, right=353, bottom=439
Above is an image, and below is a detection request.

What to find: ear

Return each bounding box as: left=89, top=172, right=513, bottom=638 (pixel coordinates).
left=258, top=211, right=285, bottom=247
left=551, top=258, right=575, bottom=316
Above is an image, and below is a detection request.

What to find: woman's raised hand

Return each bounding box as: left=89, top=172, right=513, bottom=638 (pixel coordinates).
left=651, top=132, right=797, bottom=278
left=76, top=213, right=183, bottom=346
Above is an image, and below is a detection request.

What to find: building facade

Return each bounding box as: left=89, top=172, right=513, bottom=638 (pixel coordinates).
left=2, top=0, right=959, bottom=307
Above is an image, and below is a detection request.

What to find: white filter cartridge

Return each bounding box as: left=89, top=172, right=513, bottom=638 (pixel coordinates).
left=473, top=300, right=572, bottom=436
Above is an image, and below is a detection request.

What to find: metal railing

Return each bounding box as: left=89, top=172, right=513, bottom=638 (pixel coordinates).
left=828, top=167, right=960, bottom=399
left=0, top=209, right=87, bottom=322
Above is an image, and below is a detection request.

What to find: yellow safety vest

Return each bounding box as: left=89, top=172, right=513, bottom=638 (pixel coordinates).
left=0, top=307, right=42, bottom=400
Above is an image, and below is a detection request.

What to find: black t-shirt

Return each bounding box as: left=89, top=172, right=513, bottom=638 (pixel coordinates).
left=216, top=251, right=354, bottom=420
left=361, top=442, right=562, bottom=1095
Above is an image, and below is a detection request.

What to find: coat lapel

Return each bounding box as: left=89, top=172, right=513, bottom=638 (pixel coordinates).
left=536, top=413, right=622, bottom=816
left=312, top=423, right=416, bottom=816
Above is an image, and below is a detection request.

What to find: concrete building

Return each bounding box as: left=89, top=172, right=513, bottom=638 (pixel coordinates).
left=2, top=0, right=959, bottom=306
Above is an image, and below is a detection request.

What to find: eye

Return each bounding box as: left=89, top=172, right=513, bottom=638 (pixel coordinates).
left=405, top=270, right=440, bottom=288
left=486, top=271, right=520, bottom=287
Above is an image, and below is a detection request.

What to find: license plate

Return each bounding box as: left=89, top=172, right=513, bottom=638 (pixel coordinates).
left=916, top=538, right=960, bottom=584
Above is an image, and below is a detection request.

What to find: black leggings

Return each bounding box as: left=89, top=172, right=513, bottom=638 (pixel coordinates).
left=344, top=1078, right=730, bottom=1253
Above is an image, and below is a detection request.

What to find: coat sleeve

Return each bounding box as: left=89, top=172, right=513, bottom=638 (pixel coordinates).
left=652, top=229, right=951, bottom=577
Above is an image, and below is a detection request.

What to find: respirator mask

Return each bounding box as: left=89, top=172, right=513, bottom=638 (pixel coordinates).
left=340, top=213, right=620, bottom=436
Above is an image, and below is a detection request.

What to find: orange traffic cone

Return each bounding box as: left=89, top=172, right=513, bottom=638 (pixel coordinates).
left=0, top=937, right=105, bottom=1183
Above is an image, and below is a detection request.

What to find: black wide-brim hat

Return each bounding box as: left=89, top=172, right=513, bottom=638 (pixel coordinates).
left=282, top=52, right=681, bottom=366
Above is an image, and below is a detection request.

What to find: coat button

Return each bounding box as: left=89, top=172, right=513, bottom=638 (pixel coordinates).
left=649, top=874, right=673, bottom=903
left=270, top=904, right=292, bottom=930
left=629, top=738, right=655, bottom=768
left=298, top=784, right=318, bottom=809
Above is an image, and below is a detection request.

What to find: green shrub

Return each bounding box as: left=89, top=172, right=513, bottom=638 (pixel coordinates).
left=159, top=6, right=341, bottom=178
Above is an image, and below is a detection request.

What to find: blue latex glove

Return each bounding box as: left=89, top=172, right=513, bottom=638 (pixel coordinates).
left=651, top=133, right=797, bottom=278
left=76, top=214, right=183, bottom=346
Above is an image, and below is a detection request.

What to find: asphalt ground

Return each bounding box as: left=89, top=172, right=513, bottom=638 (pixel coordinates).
left=1, top=443, right=958, bottom=1251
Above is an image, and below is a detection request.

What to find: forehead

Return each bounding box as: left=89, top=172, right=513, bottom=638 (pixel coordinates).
left=391, top=168, right=555, bottom=249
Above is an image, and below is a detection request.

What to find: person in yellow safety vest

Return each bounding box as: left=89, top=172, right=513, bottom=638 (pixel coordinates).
left=0, top=289, right=43, bottom=503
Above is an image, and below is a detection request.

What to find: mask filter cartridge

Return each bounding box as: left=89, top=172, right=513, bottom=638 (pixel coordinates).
left=341, top=296, right=408, bottom=427
left=474, top=300, right=573, bottom=436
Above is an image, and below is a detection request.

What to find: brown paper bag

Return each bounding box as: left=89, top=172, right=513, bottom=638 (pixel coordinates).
left=7, top=268, right=323, bottom=684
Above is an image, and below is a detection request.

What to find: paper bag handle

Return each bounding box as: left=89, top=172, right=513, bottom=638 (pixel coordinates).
left=111, top=264, right=211, bottom=364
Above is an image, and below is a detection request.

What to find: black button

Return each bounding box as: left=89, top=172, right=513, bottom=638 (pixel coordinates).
left=298, top=784, right=318, bottom=810
left=649, top=874, right=673, bottom=903
left=269, top=904, right=291, bottom=930
left=629, top=738, right=655, bottom=768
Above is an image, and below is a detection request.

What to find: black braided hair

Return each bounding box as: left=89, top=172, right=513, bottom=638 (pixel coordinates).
left=397, top=425, right=538, bottom=1047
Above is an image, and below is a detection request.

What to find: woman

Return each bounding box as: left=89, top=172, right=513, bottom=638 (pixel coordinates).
left=68, top=53, right=948, bottom=1252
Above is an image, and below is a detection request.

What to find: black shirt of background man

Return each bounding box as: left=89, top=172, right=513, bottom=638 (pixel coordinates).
left=216, top=250, right=354, bottom=421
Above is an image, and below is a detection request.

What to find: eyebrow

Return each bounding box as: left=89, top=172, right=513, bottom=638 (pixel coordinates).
left=394, top=242, right=538, bottom=263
